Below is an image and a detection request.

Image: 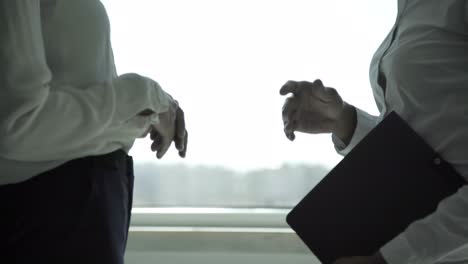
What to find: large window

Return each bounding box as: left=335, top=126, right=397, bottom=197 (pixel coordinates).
left=101, top=0, right=396, bottom=208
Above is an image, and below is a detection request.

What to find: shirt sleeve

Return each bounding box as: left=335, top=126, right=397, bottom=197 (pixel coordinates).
left=0, top=0, right=170, bottom=161
left=380, top=185, right=468, bottom=264
left=331, top=107, right=379, bottom=156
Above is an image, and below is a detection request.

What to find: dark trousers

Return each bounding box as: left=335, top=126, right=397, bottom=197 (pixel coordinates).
left=0, top=150, right=134, bottom=264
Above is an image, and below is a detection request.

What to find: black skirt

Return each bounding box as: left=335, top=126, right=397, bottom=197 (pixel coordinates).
left=0, top=149, right=135, bottom=264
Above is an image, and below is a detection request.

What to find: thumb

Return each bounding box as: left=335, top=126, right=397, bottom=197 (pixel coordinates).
left=280, top=81, right=300, bottom=96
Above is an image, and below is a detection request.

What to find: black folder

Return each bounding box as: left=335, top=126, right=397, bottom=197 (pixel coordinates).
left=286, top=111, right=466, bottom=264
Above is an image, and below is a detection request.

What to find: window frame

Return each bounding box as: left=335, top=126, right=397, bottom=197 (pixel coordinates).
left=131, top=207, right=290, bottom=229
left=128, top=207, right=311, bottom=255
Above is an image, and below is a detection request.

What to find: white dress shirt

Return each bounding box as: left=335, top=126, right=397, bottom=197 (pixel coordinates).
left=333, top=0, right=468, bottom=263
left=0, top=1, right=170, bottom=184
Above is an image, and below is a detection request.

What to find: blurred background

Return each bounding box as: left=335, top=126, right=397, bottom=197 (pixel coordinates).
left=98, top=1, right=396, bottom=263
left=101, top=0, right=394, bottom=209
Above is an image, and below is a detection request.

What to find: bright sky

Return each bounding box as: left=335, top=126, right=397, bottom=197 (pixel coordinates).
left=101, top=0, right=397, bottom=172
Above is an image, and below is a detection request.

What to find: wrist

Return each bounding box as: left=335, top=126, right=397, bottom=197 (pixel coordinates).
left=331, top=102, right=357, bottom=145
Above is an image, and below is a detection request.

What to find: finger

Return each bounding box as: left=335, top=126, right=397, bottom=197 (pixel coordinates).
left=282, top=96, right=299, bottom=123
left=175, top=136, right=184, bottom=151
left=296, top=79, right=339, bottom=103
left=280, top=79, right=324, bottom=96
left=292, top=81, right=339, bottom=105
left=179, top=130, right=188, bottom=158
left=175, top=108, right=186, bottom=139
left=282, top=97, right=299, bottom=141
left=174, top=132, right=186, bottom=154
left=150, top=129, right=160, bottom=140
left=312, top=79, right=323, bottom=88
left=156, top=139, right=172, bottom=159
left=284, top=120, right=297, bottom=141
left=174, top=108, right=186, bottom=155
left=151, top=136, right=163, bottom=152
left=284, top=128, right=296, bottom=141
left=279, top=80, right=300, bottom=96
left=150, top=129, right=163, bottom=151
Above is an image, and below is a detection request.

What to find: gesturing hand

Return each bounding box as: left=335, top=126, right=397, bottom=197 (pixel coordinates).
left=150, top=98, right=188, bottom=159
left=280, top=79, right=345, bottom=141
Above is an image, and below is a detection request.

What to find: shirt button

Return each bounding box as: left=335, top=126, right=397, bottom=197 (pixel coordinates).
left=434, top=157, right=442, bottom=165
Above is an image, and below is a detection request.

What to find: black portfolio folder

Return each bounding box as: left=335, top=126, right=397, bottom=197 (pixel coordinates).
left=286, top=111, right=466, bottom=264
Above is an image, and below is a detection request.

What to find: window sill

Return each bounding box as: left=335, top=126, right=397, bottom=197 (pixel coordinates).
left=130, top=207, right=291, bottom=229
left=127, top=208, right=310, bottom=254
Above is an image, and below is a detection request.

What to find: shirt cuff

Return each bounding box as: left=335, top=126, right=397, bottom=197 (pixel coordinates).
left=331, top=107, right=379, bottom=156
left=380, top=234, right=419, bottom=264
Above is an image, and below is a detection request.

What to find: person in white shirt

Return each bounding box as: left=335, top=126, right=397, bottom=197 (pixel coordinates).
left=0, top=0, right=187, bottom=263
left=280, top=0, right=468, bottom=264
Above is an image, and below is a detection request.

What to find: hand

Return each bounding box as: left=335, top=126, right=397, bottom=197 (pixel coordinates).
left=333, top=252, right=387, bottom=264
left=280, top=79, right=344, bottom=140
left=149, top=98, right=188, bottom=159
left=280, top=79, right=356, bottom=144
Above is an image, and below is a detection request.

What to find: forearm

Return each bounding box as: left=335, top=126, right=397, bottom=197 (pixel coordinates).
left=1, top=73, right=170, bottom=161
left=0, top=1, right=170, bottom=161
